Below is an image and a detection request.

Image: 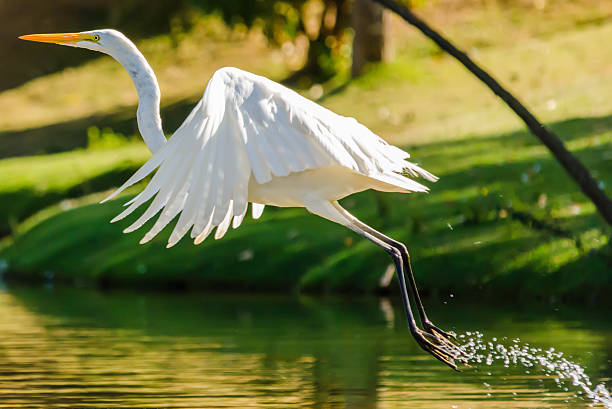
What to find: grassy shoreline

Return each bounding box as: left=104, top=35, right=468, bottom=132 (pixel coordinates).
left=2, top=113, right=610, bottom=302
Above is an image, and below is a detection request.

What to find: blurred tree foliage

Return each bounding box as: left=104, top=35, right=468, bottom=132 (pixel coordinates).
left=1, top=0, right=182, bottom=91
left=5, top=0, right=375, bottom=89
left=180, top=0, right=354, bottom=84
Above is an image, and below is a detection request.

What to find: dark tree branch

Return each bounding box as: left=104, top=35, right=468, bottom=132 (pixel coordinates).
left=372, top=0, right=612, bottom=228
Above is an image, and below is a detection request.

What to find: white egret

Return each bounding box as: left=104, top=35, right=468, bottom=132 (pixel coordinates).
left=20, top=30, right=466, bottom=369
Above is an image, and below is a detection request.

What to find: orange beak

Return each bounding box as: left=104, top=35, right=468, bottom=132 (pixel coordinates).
left=18, top=32, right=91, bottom=45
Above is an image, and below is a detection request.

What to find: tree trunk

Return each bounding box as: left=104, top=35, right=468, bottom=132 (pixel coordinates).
left=352, top=0, right=386, bottom=77
left=371, top=0, right=612, bottom=228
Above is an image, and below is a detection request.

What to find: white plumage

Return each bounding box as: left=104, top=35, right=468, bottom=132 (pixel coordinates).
left=20, top=29, right=466, bottom=370
left=102, top=67, right=437, bottom=247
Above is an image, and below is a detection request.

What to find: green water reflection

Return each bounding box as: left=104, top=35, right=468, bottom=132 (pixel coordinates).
left=0, top=285, right=610, bottom=408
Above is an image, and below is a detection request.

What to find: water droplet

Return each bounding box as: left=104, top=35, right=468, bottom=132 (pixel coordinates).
left=455, top=331, right=612, bottom=407
left=238, top=249, right=254, bottom=262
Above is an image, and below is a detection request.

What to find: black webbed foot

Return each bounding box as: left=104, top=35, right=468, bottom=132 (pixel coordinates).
left=412, top=323, right=469, bottom=370
left=423, top=320, right=457, bottom=341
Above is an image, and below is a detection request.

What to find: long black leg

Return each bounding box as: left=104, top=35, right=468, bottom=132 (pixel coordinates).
left=347, top=224, right=462, bottom=369
left=304, top=200, right=465, bottom=369
left=331, top=204, right=429, bottom=324
left=400, top=252, right=458, bottom=340
left=325, top=203, right=466, bottom=369
left=382, top=240, right=418, bottom=333
left=375, top=235, right=456, bottom=340
left=376, top=237, right=430, bottom=328
left=330, top=202, right=467, bottom=361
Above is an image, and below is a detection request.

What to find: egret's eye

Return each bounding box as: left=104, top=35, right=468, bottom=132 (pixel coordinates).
left=92, top=34, right=100, bottom=42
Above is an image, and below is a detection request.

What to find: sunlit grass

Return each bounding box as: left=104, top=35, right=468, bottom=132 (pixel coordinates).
left=324, top=20, right=612, bottom=148
left=0, top=143, right=147, bottom=192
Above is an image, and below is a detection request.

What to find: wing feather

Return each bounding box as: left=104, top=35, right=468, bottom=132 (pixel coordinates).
left=166, top=144, right=209, bottom=247
left=191, top=122, right=220, bottom=238
left=105, top=67, right=435, bottom=246
left=139, top=147, right=200, bottom=243
left=252, top=202, right=265, bottom=219
left=214, top=202, right=233, bottom=240
left=101, top=135, right=179, bottom=204
left=232, top=211, right=246, bottom=229
left=244, top=113, right=290, bottom=178
left=122, top=148, right=194, bottom=233
left=111, top=156, right=176, bottom=223
left=194, top=213, right=215, bottom=245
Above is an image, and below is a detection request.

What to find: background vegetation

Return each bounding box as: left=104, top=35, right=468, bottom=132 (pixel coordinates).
left=1, top=0, right=611, bottom=303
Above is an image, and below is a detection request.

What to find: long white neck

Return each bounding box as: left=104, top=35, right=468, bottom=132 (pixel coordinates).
left=111, top=43, right=166, bottom=153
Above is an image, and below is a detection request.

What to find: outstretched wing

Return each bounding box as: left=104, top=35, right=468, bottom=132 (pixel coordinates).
left=102, top=67, right=436, bottom=247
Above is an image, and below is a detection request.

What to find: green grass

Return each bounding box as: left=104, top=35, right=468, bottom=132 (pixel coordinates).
left=1, top=3, right=612, bottom=301
left=1, top=114, right=610, bottom=301
left=0, top=143, right=149, bottom=236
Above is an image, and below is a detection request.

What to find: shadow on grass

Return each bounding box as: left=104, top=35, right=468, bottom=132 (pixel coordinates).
left=5, top=94, right=612, bottom=159
left=0, top=96, right=201, bottom=158
left=412, top=113, right=612, bottom=151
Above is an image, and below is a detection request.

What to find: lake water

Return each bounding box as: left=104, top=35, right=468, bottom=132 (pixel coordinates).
left=0, top=285, right=610, bottom=408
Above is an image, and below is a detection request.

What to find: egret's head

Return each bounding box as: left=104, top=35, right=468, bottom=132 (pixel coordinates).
left=19, top=29, right=130, bottom=56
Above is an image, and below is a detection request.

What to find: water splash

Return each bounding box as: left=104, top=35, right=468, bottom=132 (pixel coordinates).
left=458, top=331, right=612, bottom=408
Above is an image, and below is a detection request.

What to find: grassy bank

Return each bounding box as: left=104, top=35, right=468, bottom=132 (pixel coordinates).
left=1, top=3, right=611, bottom=301
left=2, top=112, right=610, bottom=301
